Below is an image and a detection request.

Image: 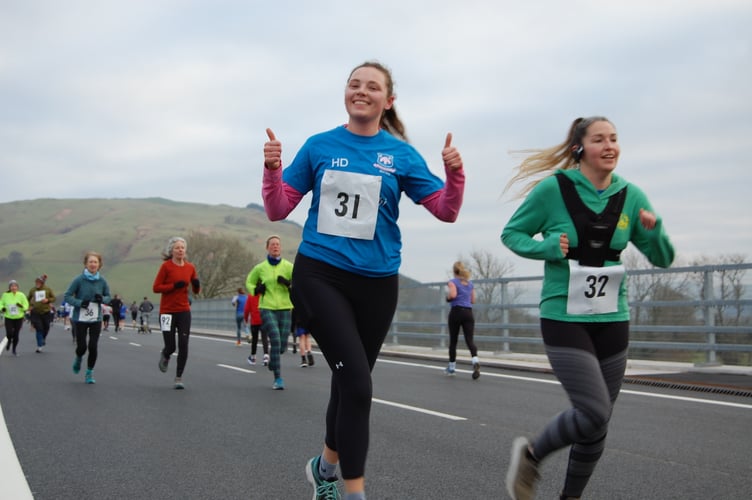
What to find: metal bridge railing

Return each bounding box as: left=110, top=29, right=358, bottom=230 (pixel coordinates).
left=190, top=263, right=752, bottom=366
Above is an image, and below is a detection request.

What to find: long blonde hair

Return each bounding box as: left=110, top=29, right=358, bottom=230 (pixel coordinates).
left=452, top=261, right=471, bottom=281
left=504, top=116, right=613, bottom=198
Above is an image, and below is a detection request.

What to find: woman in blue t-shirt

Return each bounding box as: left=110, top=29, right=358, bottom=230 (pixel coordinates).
left=261, top=61, right=465, bottom=500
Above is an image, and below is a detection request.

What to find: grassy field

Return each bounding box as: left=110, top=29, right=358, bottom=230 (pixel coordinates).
left=0, top=198, right=302, bottom=304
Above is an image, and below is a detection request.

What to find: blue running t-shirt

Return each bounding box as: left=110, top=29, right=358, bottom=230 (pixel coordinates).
left=283, top=126, right=444, bottom=277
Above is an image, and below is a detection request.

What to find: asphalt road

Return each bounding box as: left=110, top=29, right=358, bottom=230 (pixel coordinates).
left=1, top=322, right=751, bottom=499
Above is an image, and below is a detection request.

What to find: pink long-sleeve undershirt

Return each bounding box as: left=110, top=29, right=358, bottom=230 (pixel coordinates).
left=262, top=163, right=465, bottom=222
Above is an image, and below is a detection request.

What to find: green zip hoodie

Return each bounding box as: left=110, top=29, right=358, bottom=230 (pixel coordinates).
left=501, top=168, right=674, bottom=322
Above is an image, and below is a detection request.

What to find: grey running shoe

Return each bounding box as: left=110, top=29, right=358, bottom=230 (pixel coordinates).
left=305, top=455, right=340, bottom=500
left=174, top=377, right=184, bottom=390
left=472, top=362, right=481, bottom=380
left=506, top=436, right=539, bottom=500
left=158, top=354, right=169, bottom=373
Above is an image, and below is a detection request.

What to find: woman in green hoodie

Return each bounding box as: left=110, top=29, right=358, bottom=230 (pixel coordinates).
left=501, top=117, right=675, bottom=500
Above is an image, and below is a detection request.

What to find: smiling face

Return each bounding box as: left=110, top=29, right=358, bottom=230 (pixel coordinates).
left=85, top=255, right=101, bottom=273
left=580, top=120, right=620, bottom=177
left=344, top=65, right=394, bottom=133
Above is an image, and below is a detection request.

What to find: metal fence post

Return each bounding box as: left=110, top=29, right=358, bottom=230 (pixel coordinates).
left=501, top=281, right=510, bottom=353
left=439, top=284, right=447, bottom=349
left=703, top=269, right=717, bottom=364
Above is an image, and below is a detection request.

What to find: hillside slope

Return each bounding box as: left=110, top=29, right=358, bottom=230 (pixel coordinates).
left=0, top=198, right=302, bottom=303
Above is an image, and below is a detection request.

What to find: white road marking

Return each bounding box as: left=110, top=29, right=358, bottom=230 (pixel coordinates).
left=377, top=358, right=752, bottom=410
left=372, top=398, right=467, bottom=421
left=218, top=364, right=255, bottom=374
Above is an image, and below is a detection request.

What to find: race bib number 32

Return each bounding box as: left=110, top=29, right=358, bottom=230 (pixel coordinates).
left=566, top=262, right=625, bottom=315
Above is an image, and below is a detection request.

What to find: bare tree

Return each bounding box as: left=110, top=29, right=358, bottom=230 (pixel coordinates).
left=187, top=231, right=258, bottom=299
left=457, top=249, right=516, bottom=324
left=624, top=249, right=693, bottom=325
left=690, top=253, right=748, bottom=326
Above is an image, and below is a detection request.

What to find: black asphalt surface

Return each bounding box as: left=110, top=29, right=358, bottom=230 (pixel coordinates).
left=1, top=322, right=751, bottom=499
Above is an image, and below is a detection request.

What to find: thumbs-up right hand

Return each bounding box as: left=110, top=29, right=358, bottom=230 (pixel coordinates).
left=442, top=132, right=463, bottom=171
left=264, top=128, right=282, bottom=170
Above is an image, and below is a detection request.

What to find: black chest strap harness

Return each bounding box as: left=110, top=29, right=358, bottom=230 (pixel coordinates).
left=556, top=173, right=627, bottom=267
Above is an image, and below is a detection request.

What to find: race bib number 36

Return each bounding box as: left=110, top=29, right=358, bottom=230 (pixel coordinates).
left=566, top=262, right=625, bottom=315
left=317, top=170, right=381, bottom=240
left=79, top=303, right=100, bottom=323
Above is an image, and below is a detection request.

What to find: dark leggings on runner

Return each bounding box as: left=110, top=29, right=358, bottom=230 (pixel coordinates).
left=533, top=318, right=629, bottom=498
left=447, top=306, right=477, bottom=362
left=161, top=311, right=192, bottom=378
left=291, top=253, right=399, bottom=480
left=30, top=311, right=52, bottom=347
left=75, top=321, right=102, bottom=369
left=249, top=324, right=268, bottom=355
left=4, top=318, right=23, bottom=352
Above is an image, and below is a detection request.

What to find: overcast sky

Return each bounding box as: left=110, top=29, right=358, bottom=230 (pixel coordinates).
left=1, top=0, right=750, bottom=282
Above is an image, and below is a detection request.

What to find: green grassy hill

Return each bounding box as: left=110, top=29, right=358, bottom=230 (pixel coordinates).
left=0, top=198, right=303, bottom=304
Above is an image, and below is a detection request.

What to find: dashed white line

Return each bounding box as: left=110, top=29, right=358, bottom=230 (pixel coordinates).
left=218, top=364, right=255, bottom=374
left=378, top=358, right=752, bottom=410
left=372, top=398, right=467, bottom=421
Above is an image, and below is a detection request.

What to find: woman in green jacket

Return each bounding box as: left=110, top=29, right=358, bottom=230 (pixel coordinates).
left=501, top=117, right=674, bottom=500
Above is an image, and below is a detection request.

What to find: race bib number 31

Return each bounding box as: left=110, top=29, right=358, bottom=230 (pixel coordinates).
left=566, top=262, right=625, bottom=315
left=317, top=170, right=381, bottom=240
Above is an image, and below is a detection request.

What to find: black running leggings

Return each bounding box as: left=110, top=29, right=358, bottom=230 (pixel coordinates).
left=249, top=324, right=268, bottom=355
left=533, top=318, right=629, bottom=498
left=291, top=253, right=398, bottom=480
left=4, top=318, right=23, bottom=352
left=160, top=311, right=192, bottom=377
left=75, top=321, right=102, bottom=369
left=447, top=306, right=477, bottom=362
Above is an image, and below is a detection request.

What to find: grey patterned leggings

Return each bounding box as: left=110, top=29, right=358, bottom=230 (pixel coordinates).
left=533, top=319, right=629, bottom=498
